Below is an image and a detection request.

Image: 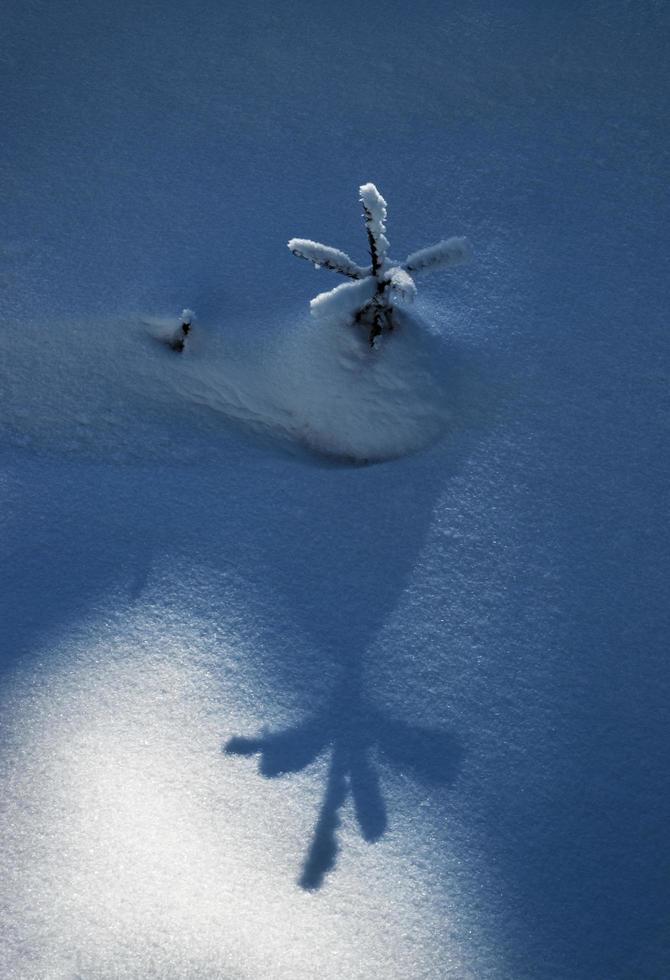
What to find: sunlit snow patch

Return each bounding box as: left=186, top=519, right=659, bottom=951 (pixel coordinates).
left=0, top=602, right=482, bottom=980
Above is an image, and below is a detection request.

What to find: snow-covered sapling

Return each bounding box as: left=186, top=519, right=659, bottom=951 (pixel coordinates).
left=288, top=184, right=469, bottom=345
left=170, top=308, right=195, bottom=352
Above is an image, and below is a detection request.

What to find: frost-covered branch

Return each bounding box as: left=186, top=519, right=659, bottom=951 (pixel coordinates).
left=288, top=239, right=368, bottom=279
left=310, top=277, right=377, bottom=320
left=359, top=183, right=389, bottom=274
left=403, top=238, right=470, bottom=275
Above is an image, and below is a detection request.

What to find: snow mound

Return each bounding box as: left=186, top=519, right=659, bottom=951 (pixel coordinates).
left=164, top=307, right=453, bottom=463
left=262, top=310, right=452, bottom=461
left=0, top=311, right=453, bottom=465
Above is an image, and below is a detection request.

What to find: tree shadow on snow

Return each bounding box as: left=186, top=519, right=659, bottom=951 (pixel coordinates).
left=225, top=667, right=462, bottom=889
left=220, top=336, right=482, bottom=890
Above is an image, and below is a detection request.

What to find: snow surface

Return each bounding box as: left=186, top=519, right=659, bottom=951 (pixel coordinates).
left=2, top=2, right=670, bottom=979
left=0, top=309, right=454, bottom=464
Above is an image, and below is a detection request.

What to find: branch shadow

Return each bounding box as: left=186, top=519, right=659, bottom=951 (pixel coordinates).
left=225, top=661, right=463, bottom=890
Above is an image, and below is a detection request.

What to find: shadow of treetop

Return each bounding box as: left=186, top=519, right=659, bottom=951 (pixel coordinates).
left=225, top=675, right=463, bottom=891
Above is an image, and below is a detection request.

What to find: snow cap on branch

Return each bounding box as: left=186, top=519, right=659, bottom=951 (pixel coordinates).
left=403, top=237, right=470, bottom=275
left=288, top=239, right=368, bottom=279
left=359, top=182, right=389, bottom=270
left=180, top=308, right=195, bottom=325
left=383, top=267, right=417, bottom=303
left=309, top=276, right=377, bottom=320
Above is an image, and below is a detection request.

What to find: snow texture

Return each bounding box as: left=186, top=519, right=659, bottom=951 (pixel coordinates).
left=0, top=307, right=453, bottom=464
left=2, top=2, right=669, bottom=979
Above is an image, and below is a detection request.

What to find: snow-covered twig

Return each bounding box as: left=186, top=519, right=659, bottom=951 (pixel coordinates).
left=403, top=238, right=470, bottom=275
left=359, top=183, right=389, bottom=274
left=288, top=239, right=368, bottom=279
left=310, top=277, right=377, bottom=320
left=170, top=308, right=195, bottom=352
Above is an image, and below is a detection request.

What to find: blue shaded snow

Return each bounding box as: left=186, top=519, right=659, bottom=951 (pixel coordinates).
left=1, top=1, right=669, bottom=978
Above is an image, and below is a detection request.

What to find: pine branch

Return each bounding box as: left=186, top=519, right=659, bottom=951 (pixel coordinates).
left=359, top=183, right=389, bottom=275
left=403, top=237, right=470, bottom=275
left=288, top=239, right=368, bottom=279
left=310, top=277, right=377, bottom=320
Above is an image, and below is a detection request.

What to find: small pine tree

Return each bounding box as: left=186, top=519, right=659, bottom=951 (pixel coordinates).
left=289, top=184, right=469, bottom=346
